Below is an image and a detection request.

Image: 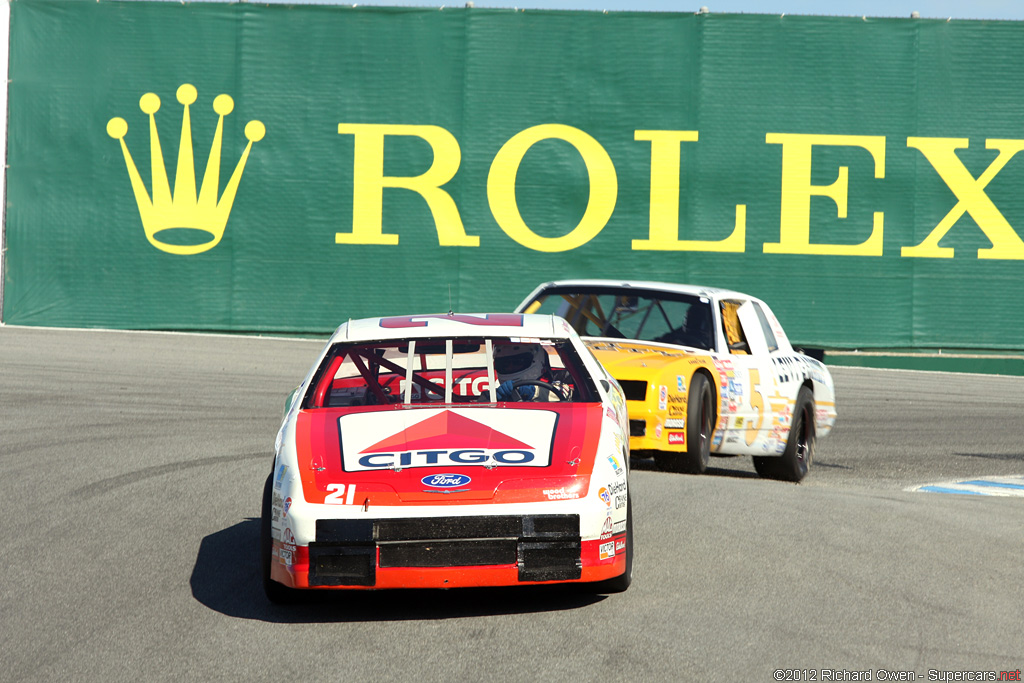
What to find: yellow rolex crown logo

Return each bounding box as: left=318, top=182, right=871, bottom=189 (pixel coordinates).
left=107, top=84, right=265, bottom=255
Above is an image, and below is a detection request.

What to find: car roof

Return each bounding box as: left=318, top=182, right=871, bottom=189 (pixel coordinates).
left=521, top=279, right=750, bottom=301
left=330, top=313, right=567, bottom=344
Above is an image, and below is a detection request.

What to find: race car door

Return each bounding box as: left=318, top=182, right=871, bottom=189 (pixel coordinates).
left=718, top=299, right=780, bottom=455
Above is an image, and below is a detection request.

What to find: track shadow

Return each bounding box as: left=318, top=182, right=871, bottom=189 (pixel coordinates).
left=956, top=452, right=1024, bottom=461
left=190, top=519, right=607, bottom=623
left=629, top=455, right=761, bottom=479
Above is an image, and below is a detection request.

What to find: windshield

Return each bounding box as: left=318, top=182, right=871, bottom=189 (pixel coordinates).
left=522, top=286, right=716, bottom=351
left=304, top=336, right=597, bottom=408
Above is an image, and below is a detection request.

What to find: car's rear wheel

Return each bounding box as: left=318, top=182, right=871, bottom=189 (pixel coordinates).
left=261, top=471, right=297, bottom=604
left=655, top=372, right=713, bottom=474
left=588, top=494, right=633, bottom=594
left=753, top=385, right=815, bottom=483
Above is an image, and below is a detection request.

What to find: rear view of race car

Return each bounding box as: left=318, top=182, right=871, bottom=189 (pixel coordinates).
left=261, top=312, right=632, bottom=602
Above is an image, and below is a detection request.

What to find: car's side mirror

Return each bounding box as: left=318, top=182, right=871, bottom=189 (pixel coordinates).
left=284, top=386, right=301, bottom=415
left=600, top=379, right=611, bottom=392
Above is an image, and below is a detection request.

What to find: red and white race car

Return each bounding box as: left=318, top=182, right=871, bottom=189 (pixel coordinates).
left=261, top=313, right=632, bottom=601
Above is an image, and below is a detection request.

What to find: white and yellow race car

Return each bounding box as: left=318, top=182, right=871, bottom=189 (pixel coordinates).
left=516, top=280, right=836, bottom=482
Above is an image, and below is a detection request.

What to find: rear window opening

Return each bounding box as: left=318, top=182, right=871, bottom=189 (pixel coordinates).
left=305, top=337, right=597, bottom=408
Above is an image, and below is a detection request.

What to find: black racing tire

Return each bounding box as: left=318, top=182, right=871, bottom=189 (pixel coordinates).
left=655, top=372, right=713, bottom=474
left=261, top=471, right=297, bottom=604
left=588, top=494, right=633, bottom=594
left=753, top=385, right=815, bottom=483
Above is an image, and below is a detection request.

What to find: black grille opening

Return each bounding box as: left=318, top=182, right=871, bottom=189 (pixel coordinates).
left=618, top=380, right=648, bottom=401
left=518, top=540, right=582, bottom=582
left=315, top=518, right=374, bottom=544
left=629, top=419, right=646, bottom=437
left=313, top=515, right=581, bottom=585
left=375, top=516, right=521, bottom=542
left=380, top=539, right=518, bottom=568
left=523, top=514, right=578, bottom=537
left=308, top=545, right=375, bottom=586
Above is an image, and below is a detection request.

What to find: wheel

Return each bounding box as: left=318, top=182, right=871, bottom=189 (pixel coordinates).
left=261, top=471, right=297, bottom=604
left=753, top=385, right=815, bottom=483
left=655, top=373, right=713, bottom=474
left=506, top=379, right=566, bottom=401
left=588, top=494, right=633, bottom=593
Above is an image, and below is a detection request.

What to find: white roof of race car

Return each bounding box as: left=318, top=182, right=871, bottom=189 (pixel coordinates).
left=519, top=279, right=751, bottom=303
left=331, top=313, right=569, bottom=344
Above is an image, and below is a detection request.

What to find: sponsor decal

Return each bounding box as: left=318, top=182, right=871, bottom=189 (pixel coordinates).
left=668, top=431, right=685, bottom=445
left=273, top=463, right=288, bottom=490
left=658, top=385, right=668, bottom=410
left=421, top=473, right=472, bottom=488
left=664, top=418, right=685, bottom=429
left=676, top=375, right=685, bottom=392
left=654, top=423, right=663, bottom=439
left=599, top=541, right=616, bottom=560
left=607, top=480, right=627, bottom=510
left=613, top=519, right=627, bottom=534
left=616, top=539, right=627, bottom=552
left=340, top=408, right=557, bottom=471
left=602, top=516, right=613, bottom=536
left=599, top=487, right=611, bottom=506
left=283, top=497, right=292, bottom=518
left=271, top=491, right=283, bottom=522
left=543, top=487, right=580, bottom=500
left=607, top=454, right=624, bottom=476
left=280, top=527, right=297, bottom=565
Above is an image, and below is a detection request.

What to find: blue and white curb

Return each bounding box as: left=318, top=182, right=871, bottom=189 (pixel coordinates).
left=908, top=475, right=1024, bottom=496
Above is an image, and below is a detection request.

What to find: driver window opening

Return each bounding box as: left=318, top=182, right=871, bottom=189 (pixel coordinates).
left=311, top=338, right=592, bottom=408
left=720, top=300, right=750, bottom=355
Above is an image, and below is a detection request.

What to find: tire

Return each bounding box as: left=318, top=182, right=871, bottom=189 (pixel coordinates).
left=261, top=472, right=297, bottom=604
left=588, top=494, right=633, bottom=594
left=753, top=385, right=815, bottom=483
left=655, top=373, right=713, bottom=474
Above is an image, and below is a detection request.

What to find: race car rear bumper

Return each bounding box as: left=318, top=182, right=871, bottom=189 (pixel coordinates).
left=271, top=513, right=627, bottom=589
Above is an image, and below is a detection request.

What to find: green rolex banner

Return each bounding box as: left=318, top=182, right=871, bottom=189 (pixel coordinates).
left=4, top=0, right=1024, bottom=349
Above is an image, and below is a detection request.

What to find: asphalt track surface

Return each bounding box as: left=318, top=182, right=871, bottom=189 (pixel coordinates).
left=3, top=326, right=1024, bottom=682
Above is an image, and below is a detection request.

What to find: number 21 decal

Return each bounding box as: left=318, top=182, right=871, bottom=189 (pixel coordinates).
left=325, top=483, right=357, bottom=505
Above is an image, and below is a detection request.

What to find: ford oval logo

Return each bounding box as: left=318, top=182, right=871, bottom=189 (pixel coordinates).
left=422, top=473, right=472, bottom=488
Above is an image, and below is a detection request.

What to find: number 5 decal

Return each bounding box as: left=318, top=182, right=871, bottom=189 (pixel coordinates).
left=745, top=369, right=765, bottom=446
left=325, top=483, right=357, bottom=505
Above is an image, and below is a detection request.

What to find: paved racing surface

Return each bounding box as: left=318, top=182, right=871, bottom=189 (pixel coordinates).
left=3, top=326, right=1023, bottom=681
